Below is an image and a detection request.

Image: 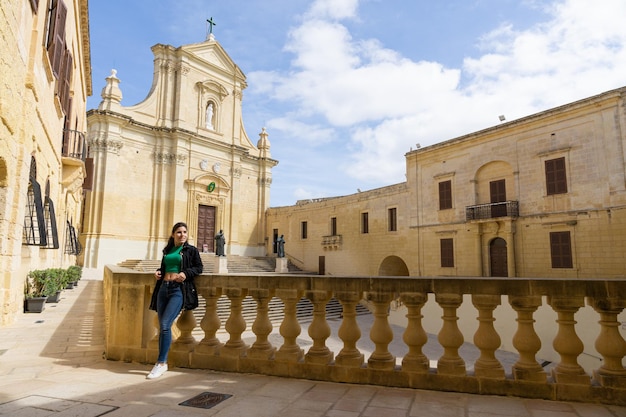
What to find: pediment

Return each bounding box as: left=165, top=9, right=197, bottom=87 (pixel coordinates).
left=182, top=40, right=244, bottom=79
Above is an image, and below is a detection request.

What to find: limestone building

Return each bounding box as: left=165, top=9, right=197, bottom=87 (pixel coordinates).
left=0, top=0, right=92, bottom=326
left=267, top=87, right=626, bottom=279
left=81, top=34, right=277, bottom=276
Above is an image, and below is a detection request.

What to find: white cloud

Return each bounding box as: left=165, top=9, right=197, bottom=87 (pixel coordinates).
left=253, top=0, right=626, bottom=200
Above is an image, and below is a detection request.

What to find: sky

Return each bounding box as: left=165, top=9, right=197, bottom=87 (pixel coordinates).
left=87, top=0, right=626, bottom=207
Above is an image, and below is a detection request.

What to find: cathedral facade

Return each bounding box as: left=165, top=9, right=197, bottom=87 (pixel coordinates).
left=81, top=36, right=277, bottom=276
left=267, top=87, right=626, bottom=279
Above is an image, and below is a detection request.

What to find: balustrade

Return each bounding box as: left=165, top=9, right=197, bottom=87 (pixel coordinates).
left=104, top=267, right=626, bottom=405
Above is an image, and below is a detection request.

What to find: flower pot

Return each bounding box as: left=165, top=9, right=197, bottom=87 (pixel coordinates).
left=25, top=296, right=48, bottom=313
left=46, top=291, right=62, bottom=303
left=65, top=282, right=75, bottom=289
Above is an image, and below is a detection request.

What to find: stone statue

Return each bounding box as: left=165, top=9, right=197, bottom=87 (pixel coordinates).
left=206, top=102, right=214, bottom=130
left=214, top=229, right=225, bottom=256
left=276, top=234, right=285, bottom=258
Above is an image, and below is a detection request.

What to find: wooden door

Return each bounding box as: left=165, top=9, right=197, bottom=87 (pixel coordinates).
left=197, top=205, right=216, bottom=253
left=490, top=238, right=508, bottom=277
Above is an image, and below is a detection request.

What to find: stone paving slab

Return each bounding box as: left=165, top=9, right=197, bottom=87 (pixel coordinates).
left=1, top=279, right=625, bottom=417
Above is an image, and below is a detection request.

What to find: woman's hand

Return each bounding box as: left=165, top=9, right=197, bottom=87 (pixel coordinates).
left=155, top=270, right=162, bottom=280
left=175, top=272, right=186, bottom=283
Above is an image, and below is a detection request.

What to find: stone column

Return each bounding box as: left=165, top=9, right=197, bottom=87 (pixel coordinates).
left=335, top=291, right=364, bottom=367
left=472, top=294, right=504, bottom=379
left=196, top=286, right=222, bottom=354
left=305, top=290, right=333, bottom=365
left=367, top=291, right=396, bottom=370
left=509, top=295, right=546, bottom=382
left=248, top=288, right=276, bottom=360
left=548, top=295, right=590, bottom=385
left=400, top=292, right=429, bottom=373
left=588, top=297, right=626, bottom=388
left=435, top=292, right=466, bottom=376
left=275, top=289, right=304, bottom=362
left=220, top=287, right=249, bottom=357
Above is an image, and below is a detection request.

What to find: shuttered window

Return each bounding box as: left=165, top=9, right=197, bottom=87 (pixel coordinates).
left=361, top=212, right=369, bottom=234
left=440, top=238, right=454, bottom=267
left=46, top=0, right=67, bottom=78
left=439, top=180, right=452, bottom=210
left=388, top=208, right=397, bottom=232
left=301, top=221, right=308, bottom=239
left=546, top=157, right=567, bottom=195
left=550, top=231, right=573, bottom=268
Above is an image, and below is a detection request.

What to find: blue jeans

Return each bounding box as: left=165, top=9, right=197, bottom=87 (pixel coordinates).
left=156, top=282, right=183, bottom=363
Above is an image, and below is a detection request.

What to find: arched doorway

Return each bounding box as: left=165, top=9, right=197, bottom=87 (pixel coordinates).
left=378, top=256, right=410, bottom=276
left=489, top=238, right=508, bottom=277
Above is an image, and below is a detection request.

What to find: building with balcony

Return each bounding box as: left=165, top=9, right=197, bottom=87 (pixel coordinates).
left=0, top=0, right=92, bottom=326
left=267, top=86, right=626, bottom=280
left=80, top=34, right=277, bottom=277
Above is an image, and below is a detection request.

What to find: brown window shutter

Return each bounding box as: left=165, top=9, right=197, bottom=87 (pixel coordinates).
left=30, top=0, right=39, bottom=13
left=440, top=238, right=454, bottom=267
left=48, top=0, right=67, bottom=78
left=439, top=180, right=452, bottom=210
left=83, top=158, right=94, bottom=190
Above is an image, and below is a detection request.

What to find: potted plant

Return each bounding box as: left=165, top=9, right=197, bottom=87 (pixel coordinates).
left=44, top=268, right=67, bottom=303
left=24, top=270, right=49, bottom=313
left=67, top=265, right=82, bottom=287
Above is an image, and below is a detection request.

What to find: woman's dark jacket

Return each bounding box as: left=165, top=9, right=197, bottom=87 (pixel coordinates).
left=149, top=242, right=203, bottom=311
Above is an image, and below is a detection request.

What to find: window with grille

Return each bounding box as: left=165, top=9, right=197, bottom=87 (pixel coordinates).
left=388, top=208, right=397, bottom=232
left=361, top=212, right=369, bottom=234
left=545, top=157, right=568, bottom=195
left=65, top=220, right=82, bottom=255
left=550, top=231, right=573, bottom=268
left=23, top=158, right=47, bottom=246
left=440, top=238, right=454, bottom=267
left=439, top=180, right=452, bottom=210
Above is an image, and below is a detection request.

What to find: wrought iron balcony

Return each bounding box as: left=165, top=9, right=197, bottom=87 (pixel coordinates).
left=466, top=200, right=519, bottom=221
left=62, top=129, right=87, bottom=161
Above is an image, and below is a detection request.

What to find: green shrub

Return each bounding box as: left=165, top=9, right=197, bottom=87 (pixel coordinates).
left=67, top=265, right=82, bottom=282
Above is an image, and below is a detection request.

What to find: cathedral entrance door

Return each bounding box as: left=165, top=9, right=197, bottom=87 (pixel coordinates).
left=198, top=205, right=216, bottom=253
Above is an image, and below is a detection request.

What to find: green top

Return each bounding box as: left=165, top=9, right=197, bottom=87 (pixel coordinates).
left=163, top=245, right=183, bottom=273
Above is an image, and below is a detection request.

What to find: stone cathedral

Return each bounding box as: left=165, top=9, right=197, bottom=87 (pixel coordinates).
left=81, top=34, right=277, bottom=276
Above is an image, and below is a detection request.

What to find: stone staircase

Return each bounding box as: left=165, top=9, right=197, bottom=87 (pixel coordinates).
left=118, top=254, right=303, bottom=274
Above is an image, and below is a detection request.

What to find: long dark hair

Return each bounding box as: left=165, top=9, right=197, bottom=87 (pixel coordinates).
left=164, top=222, right=187, bottom=253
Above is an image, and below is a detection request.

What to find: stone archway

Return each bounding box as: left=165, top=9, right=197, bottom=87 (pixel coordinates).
left=378, top=256, right=410, bottom=276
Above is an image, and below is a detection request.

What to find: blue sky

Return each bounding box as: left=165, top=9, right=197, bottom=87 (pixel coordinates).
left=88, top=0, right=626, bottom=207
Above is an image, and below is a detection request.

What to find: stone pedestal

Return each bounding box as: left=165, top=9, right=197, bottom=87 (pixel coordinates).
left=214, top=256, right=228, bottom=273
left=275, top=257, right=288, bottom=273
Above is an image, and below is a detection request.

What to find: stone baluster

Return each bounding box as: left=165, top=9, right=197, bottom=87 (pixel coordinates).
left=305, top=290, right=333, bottom=364
left=367, top=291, right=396, bottom=370
left=173, top=310, right=197, bottom=347
left=509, top=295, right=546, bottom=382
left=472, top=294, right=504, bottom=379
left=220, top=287, right=249, bottom=357
left=334, top=291, right=364, bottom=367
left=400, top=292, right=429, bottom=373
left=275, top=289, right=304, bottom=362
left=547, top=295, right=590, bottom=385
left=195, top=286, right=222, bottom=354
left=435, top=292, right=466, bottom=376
left=248, top=288, right=276, bottom=360
left=588, top=297, right=626, bottom=388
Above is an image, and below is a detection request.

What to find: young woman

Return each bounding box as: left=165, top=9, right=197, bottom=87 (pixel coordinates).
left=147, top=222, right=203, bottom=379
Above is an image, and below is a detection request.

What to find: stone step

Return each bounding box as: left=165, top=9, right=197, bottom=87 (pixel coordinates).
left=191, top=296, right=371, bottom=338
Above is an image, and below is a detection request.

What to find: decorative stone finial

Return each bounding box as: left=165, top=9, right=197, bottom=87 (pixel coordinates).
left=98, top=69, right=123, bottom=111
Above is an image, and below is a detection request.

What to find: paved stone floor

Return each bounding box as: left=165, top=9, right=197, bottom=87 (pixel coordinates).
left=1, top=279, right=625, bottom=417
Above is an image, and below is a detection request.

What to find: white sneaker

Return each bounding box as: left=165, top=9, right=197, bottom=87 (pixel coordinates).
left=146, top=363, right=168, bottom=379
